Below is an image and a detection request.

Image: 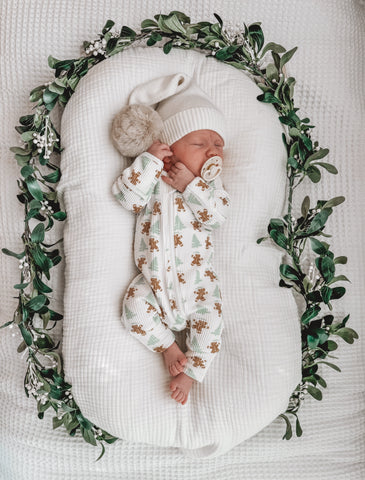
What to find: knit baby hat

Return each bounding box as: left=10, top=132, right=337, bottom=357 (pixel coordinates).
left=111, top=73, right=225, bottom=157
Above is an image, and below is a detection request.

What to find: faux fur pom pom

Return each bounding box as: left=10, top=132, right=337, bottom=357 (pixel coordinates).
left=111, top=104, right=164, bottom=157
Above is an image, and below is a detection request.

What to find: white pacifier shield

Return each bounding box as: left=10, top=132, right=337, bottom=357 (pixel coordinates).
left=200, top=156, right=223, bottom=182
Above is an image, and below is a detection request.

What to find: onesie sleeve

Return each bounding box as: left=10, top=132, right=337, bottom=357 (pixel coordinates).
left=181, top=175, right=231, bottom=231
left=111, top=152, right=164, bottom=214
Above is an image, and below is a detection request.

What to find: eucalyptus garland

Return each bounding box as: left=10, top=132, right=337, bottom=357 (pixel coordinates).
left=2, top=11, right=358, bottom=458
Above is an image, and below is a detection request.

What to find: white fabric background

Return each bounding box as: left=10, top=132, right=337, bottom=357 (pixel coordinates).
left=0, top=0, right=364, bottom=479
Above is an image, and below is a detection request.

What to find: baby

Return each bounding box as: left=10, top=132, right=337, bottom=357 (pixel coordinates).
left=111, top=73, right=231, bottom=405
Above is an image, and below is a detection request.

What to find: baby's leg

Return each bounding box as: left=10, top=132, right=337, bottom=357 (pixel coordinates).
left=122, top=274, right=187, bottom=375
left=122, top=273, right=175, bottom=351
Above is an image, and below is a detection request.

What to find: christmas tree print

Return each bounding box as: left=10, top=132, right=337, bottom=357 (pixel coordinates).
left=213, top=285, right=221, bottom=298
left=147, top=334, right=160, bottom=346
left=153, top=181, right=160, bottom=195
left=124, top=306, right=136, bottom=320
left=139, top=238, right=148, bottom=252
left=175, top=256, right=183, bottom=267
left=195, top=307, right=210, bottom=315
left=114, top=190, right=126, bottom=202
left=174, top=215, right=186, bottom=231
left=211, top=322, right=223, bottom=336
left=142, top=155, right=150, bottom=170
left=187, top=193, right=202, bottom=205
left=150, top=220, right=160, bottom=235
left=149, top=257, right=158, bottom=272
left=192, top=234, right=202, bottom=248
left=190, top=335, right=204, bottom=354
left=194, top=270, right=202, bottom=284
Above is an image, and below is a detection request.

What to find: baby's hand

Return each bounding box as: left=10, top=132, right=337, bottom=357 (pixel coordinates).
left=162, top=162, right=195, bottom=193
left=147, top=140, right=173, bottom=162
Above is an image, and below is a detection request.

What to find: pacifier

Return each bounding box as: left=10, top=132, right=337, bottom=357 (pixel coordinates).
left=200, top=156, right=223, bottom=182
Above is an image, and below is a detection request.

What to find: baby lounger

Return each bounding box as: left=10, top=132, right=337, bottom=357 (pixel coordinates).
left=57, top=46, right=302, bottom=458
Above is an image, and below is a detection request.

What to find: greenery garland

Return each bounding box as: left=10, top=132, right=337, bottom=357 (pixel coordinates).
left=2, top=11, right=358, bottom=459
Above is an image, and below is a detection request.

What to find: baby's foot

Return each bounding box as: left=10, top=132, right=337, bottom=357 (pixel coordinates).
left=170, top=372, right=194, bottom=405
left=162, top=342, right=187, bottom=376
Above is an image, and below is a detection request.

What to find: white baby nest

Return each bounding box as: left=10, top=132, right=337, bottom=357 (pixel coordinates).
left=57, top=46, right=302, bottom=458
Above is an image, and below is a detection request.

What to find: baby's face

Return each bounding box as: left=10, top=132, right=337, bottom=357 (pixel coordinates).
left=165, top=130, right=224, bottom=177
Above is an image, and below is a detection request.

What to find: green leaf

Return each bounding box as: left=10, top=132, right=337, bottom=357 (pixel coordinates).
left=21, top=131, right=36, bottom=142
left=307, top=333, right=319, bottom=348
left=306, top=385, right=322, bottom=400
left=14, top=282, right=30, bottom=290
left=42, top=170, right=60, bottom=183
left=141, top=18, right=158, bottom=29
left=309, top=237, right=328, bottom=255
left=306, top=208, right=332, bottom=234
left=76, top=412, right=93, bottom=430
left=96, top=442, right=106, bottom=462
left=163, top=40, right=173, bottom=54
left=10, top=146, right=31, bottom=156
left=334, top=327, right=359, bottom=344
left=26, top=177, right=44, bottom=201
left=280, top=46, right=298, bottom=68
left=19, top=323, right=33, bottom=346
left=330, top=287, right=345, bottom=300
left=295, top=416, right=303, bottom=437
left=301, top=196, right=310, bottom=217
left=102, top=19, right=115, bottom=34
left=81, top=426, right=97, bottom=446
left=31, top=223, right=45, bottom=243
left=279, top=414, right=292, bottom=440
left=269, top=229, right=288, bottom=249
left=17, top=340, right=27, bottom=353
left=304, top=148, right=329, bottom=168
left=48, top=82, right=65, bottom=95
left=306, top=165, right=321, bottom=183
left=315, top=360, right=341, bottom=372
left=2, top=248, right=24, bottom=260
left=261, top=41, right=286, bottom=57
left=48, top=55, right=60, bottom=68
left=164, top=13, right=186, bottom=34
left=265, top=63, right=278, bottom=81
left=256, top=236, right=268, bottom=244
left=301, top=305, right=321, bottom=324
left=52, top=211, right=67, bottom=221
left=327, top=274, right=350, bottom=285
left=24, top=294, right=47, bottom=312
left=257, top=92, right=282, bottom=104
left=280, top=264, right=300, bottom=281
left=43, top=88, right=58, bottom=104
left=33, top=275, right=53, bottom=293
left=317, top=256, right=335, bottom=282
left=313, top=162, right=338, bottom=174
left=327, top=340, right=338, bottom=351
left=320, top=285, right=332, bottom=304
left=322, top=196, right=345, bottom=209
left=269, top=218, right=285, bottom=230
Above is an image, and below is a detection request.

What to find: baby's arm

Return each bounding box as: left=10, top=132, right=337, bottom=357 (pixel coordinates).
left=182, top=176, right=231, bottom=231
left=112, top=142, right=170, bottom=213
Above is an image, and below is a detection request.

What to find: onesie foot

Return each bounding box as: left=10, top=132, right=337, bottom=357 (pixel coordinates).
left=170, top=372, right=194, bottom=405
left=162, top=341, right=187, bottom=376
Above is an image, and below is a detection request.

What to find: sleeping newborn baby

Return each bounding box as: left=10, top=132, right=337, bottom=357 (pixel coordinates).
left=111, top=73, right=231, bottom=405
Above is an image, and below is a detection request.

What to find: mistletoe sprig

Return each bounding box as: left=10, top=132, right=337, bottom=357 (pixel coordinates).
left=2, top=11, right=357, bottom=457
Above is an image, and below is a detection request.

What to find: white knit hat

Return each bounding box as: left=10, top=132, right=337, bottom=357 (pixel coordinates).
left=111, top=73, right=225, bottom=157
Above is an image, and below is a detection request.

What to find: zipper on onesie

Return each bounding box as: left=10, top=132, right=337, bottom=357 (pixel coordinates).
left=168, top=192, right=185, bottom=316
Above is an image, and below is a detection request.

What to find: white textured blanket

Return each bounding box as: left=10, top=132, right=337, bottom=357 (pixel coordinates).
left=0, top=1, right=364, bottom=479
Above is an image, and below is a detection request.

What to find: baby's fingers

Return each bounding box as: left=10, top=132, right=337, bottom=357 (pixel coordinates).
left=161, top=175, right=174, bottom=186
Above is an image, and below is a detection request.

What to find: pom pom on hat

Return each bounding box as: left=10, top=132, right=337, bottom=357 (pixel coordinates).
left=112, top=73, right=225, bottom=157
left=111, top=104, right=163, bottom=158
